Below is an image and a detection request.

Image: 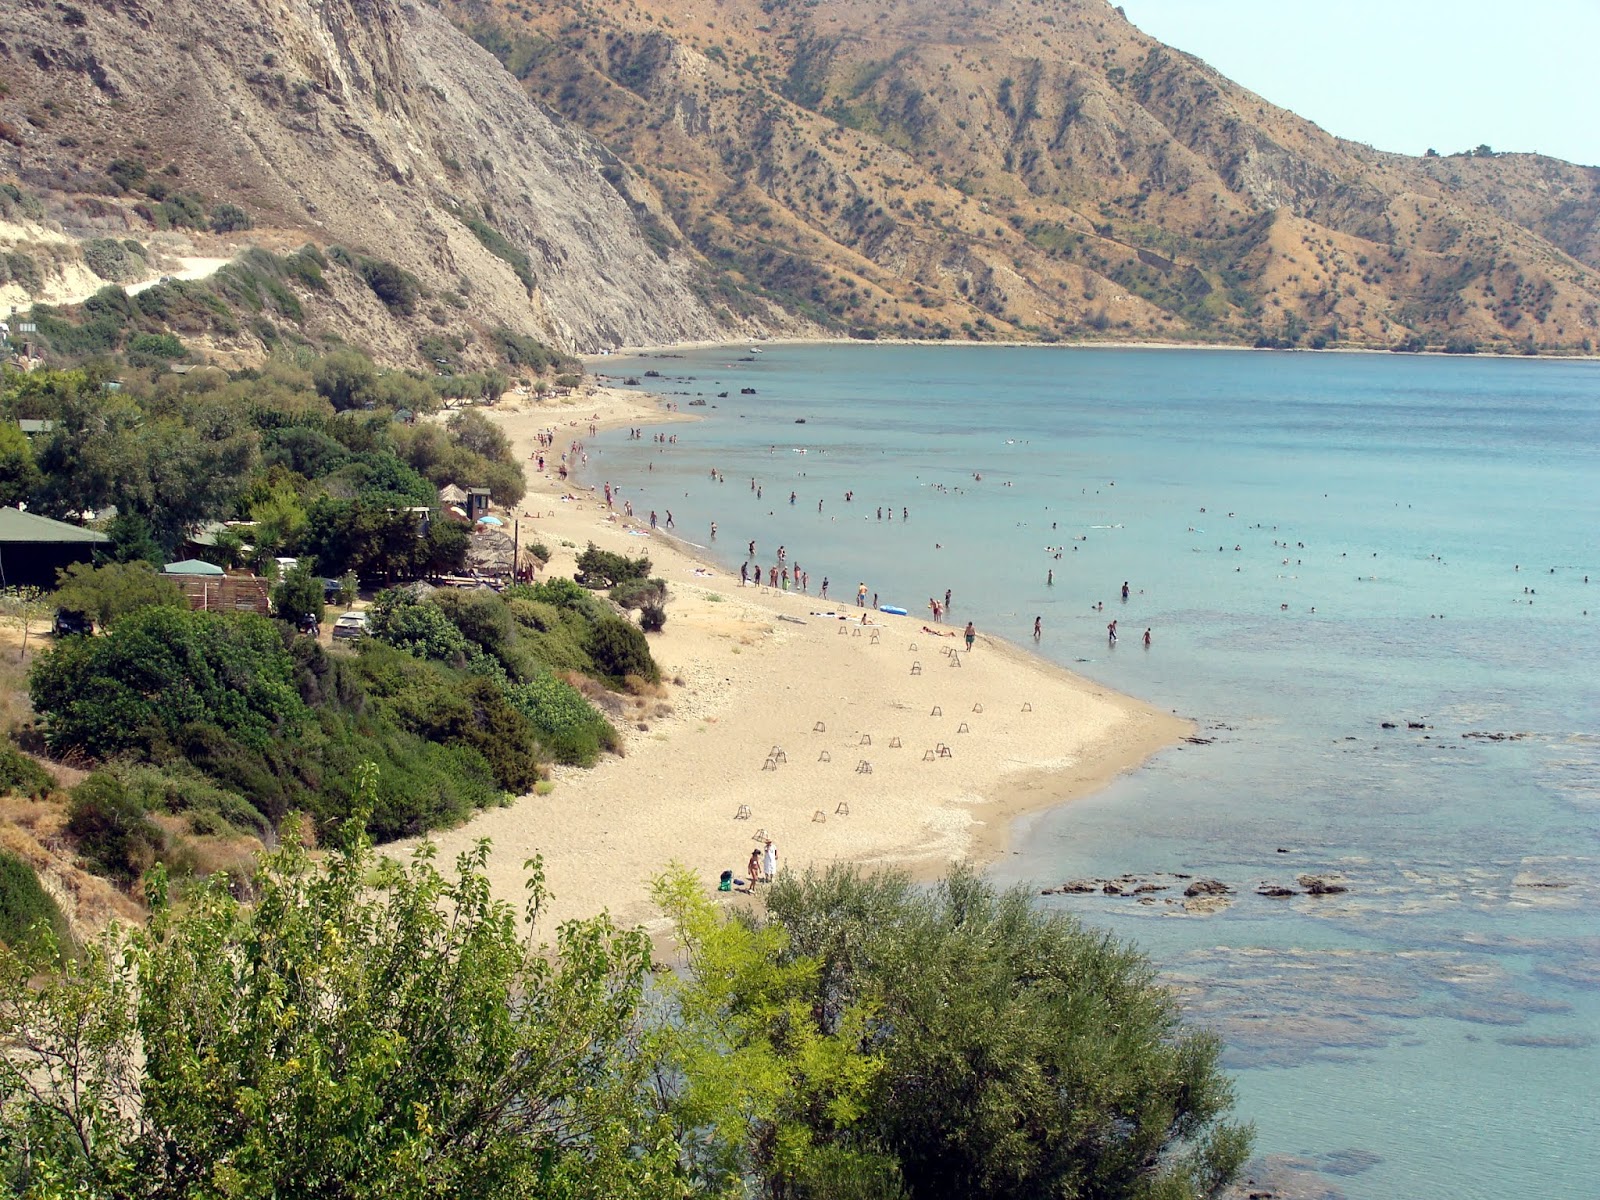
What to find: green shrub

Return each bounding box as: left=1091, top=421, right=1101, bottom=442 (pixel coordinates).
left=67, top=773, right=162, bottom=884
left=465, top=217, right=535, bottom=293
left=126, top=331, right=186, bottom=365
left=587, top=615, right=658, bottom=684
left=4, top=251, right=42, bottom=294
left=610, top=576, right=665, bottom=611
left=367, top=590, right=469, bottom=663
left=504, top=668, right=617, bottom=766
left=29, top=606, right=307, bottom=760
left=0, top=850, right=71, bottom=956
left=575, top=542, right=651, bottom=589
left=0, top=741, right=54, bottom=800
left=640, top=602, right=666, bottom=633
left=52, top=560, right=183, bottom=628
left=113, top=761, right=269, bottom=837
left=82, top=237, right=136, bottom=281
left=210, top=202, right=253, bottom=233
left=358, top=257, right=419, bottom=314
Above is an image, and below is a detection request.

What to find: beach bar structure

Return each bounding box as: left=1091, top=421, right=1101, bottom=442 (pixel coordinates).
left=0, top=506, right=108, bottom=589
left=163, top=559, right=271, bottom=614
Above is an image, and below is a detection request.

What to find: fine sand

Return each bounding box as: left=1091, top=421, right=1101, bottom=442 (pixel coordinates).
left=410, top=385, right=1190, bottom=936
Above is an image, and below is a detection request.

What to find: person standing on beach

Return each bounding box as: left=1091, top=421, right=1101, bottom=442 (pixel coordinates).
left=747, top=847, right=763, bottom=890
left=762, top=839, right=777, bottom=882
left=965, top=621, right=976, bottom=651
left=945, top=588, right=952, bottom=612
left=1032, top=616, right=1041, bottom=641
left=821, top=577, right=829, bottom=599
left=740, top=562, right=749, bottom=586
left=857, top=582, right=868, bottom=608
left=650, top=510, right=657, bottom=529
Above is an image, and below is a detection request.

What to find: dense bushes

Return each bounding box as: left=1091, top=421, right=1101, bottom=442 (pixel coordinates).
left=588, top=615, right=658, bottom=685
left=51, top=562, right=183, bottom=628
left=759, top=865, right=1254, bottom=1200
left=29, top=607, right=307, bottom=760
left=67, top=774, right=162, bottom=884
left=0, top=741, right=53, bottom=800
left=24, top=605, right=535, bottom=845
left=0, top=850, right=71, bottom=956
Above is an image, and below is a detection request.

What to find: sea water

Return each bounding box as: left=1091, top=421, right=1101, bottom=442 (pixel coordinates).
left=581, top=345, right=1599, bottom=1200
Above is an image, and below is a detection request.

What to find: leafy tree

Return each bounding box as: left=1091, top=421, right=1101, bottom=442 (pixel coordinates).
left=29, top=606, right=305, bottom=760
left=0, top=795, right=677, bottom=1199
left=575, top=542, right=652, bottom=589
left=312, top=347, right=379, bottom=412
left=762, top=865, right=1253, bottom=1200
left=273, top=560, right=325, bottom=628
left=423, top=517, right=470, bottom=576
left=447, top=407, right=513, bottom=462
left=102, top=512, right=164, bottom=568
left=650, top=864, right=887, bottom=1197
left=0, top=422, right=39, bottom=507
left=51, top=561, right=184, bottom=629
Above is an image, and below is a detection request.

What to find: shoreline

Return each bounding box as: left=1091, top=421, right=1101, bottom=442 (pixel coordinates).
left=588, top=335, right=1600, bottom=363
left=411, top=384, right=1190, bottom=935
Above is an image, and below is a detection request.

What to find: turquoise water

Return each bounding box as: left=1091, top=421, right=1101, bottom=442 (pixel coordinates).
left=585, top=346, right=1600, bottom=1200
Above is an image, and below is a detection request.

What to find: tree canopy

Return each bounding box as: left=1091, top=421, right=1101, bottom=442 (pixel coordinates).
left=0, top=831, right=1250, bottom=1200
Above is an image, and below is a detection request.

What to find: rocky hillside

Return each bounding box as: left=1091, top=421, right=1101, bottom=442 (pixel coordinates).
left=446, top=0, right=1600, bottom=352
left=3, top=0, right=1598, bottom=358
left=0, top=0, right=796, bottom=363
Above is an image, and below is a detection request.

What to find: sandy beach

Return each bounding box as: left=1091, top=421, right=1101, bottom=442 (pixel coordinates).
left=412, top=384, right=1190, bottom=935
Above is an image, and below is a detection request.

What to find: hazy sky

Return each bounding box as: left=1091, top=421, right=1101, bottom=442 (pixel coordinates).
left=1122, top=0, right=1600, bottom=168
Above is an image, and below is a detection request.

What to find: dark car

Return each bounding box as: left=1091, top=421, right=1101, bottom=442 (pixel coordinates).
left=52, top=608, right=93, bottom=637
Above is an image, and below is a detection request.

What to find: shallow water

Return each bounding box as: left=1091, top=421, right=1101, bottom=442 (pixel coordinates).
left=584, top=345, right=1600, bottom=1200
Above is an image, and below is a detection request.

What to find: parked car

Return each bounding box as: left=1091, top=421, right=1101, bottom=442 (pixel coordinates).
left=52, top=608, right=93, bottom=637
left=331, top=610, right=369, bottom=640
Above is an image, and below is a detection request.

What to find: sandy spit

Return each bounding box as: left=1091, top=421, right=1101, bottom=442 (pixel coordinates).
left=408, top=386, right=1190, bottom=937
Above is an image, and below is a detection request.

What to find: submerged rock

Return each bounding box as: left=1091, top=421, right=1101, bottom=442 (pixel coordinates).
left=1256, top=884, right=1298, bottom=898
left=1296, top=874, right=1349, bottom=896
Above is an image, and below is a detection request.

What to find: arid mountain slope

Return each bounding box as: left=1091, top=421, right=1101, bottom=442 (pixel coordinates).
left=0, top=0, right=791, bottom=360
left=449, top=0, right=1600, bottom=350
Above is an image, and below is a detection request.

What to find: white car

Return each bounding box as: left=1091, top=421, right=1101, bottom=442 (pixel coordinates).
left=331, top=610, right=369, bottom=640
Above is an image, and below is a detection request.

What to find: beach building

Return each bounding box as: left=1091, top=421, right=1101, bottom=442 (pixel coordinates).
left=163, top=559, right=271, bottom=614
left=0, top=506, right=109, bottom=588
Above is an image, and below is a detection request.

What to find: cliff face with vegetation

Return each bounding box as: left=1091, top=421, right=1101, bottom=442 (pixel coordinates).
left=3, top=0, right=1599, bottom=356
left=0, top=0, right=789, bottom=361
left=448, top=0, right=1600, bottom=351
